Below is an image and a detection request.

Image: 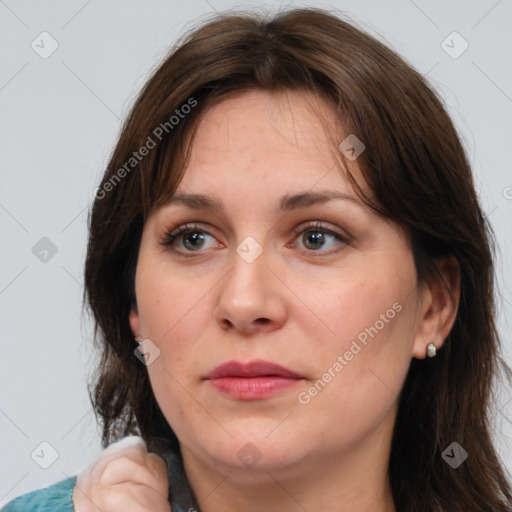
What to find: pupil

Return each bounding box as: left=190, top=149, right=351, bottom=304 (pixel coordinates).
left=184, top=232, right=204, bottom=249
left=304, top=231, right=324, bottom=250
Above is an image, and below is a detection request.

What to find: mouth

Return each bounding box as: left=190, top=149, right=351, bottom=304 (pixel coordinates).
left=204, top=359, right=302, bottom=379
left=203, top=359, right=304, bottom=400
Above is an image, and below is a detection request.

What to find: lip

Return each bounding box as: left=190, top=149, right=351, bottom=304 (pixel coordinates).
left=203, top=360, right=303, bottom=400
left=204, top=359, right=302, bottom=380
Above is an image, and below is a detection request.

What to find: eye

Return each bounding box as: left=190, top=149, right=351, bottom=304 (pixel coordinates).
left=290, top=221, right=349, bottom=255
left=160, top=223, right=221, bottom=254
left=160, top=221, right=349, bottom=256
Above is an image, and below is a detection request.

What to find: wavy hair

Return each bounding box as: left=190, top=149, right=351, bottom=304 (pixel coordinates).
left=84, top=7, right=512, bottom=511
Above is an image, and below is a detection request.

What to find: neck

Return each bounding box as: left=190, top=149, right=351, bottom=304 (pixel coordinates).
left=180, top=419, right=397, bottom=512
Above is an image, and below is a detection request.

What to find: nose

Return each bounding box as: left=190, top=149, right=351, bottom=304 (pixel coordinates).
left=213, top=248, right=287, bottom=336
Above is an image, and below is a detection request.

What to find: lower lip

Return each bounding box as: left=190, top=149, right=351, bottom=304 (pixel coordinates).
left=206, top=376, right=302, bottom=400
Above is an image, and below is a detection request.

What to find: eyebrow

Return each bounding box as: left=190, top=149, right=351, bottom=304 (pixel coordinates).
left=164, top=191, right=362, bottom=212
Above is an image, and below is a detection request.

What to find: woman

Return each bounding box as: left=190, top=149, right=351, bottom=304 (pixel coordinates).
left=3, top=6, right=511, bottom=512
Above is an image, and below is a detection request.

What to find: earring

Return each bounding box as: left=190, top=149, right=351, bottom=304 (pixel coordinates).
left=426, top=342, right=437, bottom=358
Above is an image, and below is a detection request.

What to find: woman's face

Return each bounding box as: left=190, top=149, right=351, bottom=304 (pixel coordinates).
left=129, top=89, right=432, bottom=477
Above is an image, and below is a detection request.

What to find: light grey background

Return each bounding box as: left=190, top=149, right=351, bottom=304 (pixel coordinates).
left=1, top=0, right=511, bottom=504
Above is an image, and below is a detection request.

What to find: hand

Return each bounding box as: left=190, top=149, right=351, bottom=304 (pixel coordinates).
left=72, top=436, right=171, bottom=511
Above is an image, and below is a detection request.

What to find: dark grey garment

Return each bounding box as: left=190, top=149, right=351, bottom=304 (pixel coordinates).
left=148, top=436, right=201, bottom=512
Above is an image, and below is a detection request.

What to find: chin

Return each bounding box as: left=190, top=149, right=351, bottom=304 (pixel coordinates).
left=205, top=425, right=306, bottom=470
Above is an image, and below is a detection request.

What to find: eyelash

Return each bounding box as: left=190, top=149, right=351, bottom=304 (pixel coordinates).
left=159, top=221, right=349, bottom=256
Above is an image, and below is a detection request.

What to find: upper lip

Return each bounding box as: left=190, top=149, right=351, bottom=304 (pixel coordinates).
left=204, top=359, right=302, bottom=380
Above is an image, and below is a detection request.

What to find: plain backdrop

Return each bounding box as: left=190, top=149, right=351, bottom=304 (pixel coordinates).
left=1, top=0, right=511, bottom=505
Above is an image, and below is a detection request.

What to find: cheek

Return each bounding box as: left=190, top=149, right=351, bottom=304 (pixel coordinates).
left=297, top=272, right=407, bottom=355
left=135, top=255, right=212, bottom=346
left=146, top=360, right=211, bottom=445
left=296, top=267, right=416, bottom=406
left=136, top=268, right=211, bottom=421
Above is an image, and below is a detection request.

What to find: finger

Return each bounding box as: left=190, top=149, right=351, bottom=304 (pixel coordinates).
left=144, top=452, right=169, bottom=496
left=79, top=436, right=150, bottom=483
left=100, top=484, right=172, bottom=512
left=99, top=456, right=167, bottom=492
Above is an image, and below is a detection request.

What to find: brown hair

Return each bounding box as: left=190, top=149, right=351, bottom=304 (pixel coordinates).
left=84, top=7, right=512, bottom=511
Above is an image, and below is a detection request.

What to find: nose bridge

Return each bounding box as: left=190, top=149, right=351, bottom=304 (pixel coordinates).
left=224, top=241, right=269, bottom=303
left=214, top=238, right=286, bottom=332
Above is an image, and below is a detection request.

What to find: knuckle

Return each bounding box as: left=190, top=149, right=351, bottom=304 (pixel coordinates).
left=97, top=456, right=140, bottom=483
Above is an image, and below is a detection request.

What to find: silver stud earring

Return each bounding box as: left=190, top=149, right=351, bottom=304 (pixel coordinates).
left=426, top=342, right=437, bottom=358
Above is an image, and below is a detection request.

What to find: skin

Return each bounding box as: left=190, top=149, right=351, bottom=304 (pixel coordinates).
left=72, top=437, right=170, bottom=512
left=129, top=89, right=460, bottom=512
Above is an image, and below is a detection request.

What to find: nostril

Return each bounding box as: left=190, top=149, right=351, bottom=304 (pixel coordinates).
left=220, top=319, right=233, bottom=330
left=255, top=318, right=270, bottom=324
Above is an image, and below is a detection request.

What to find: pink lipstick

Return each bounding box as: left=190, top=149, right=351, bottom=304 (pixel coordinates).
left=203, top=360, right=303, bottom=400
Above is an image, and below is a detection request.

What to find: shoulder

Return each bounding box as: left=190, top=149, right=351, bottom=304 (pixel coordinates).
left=1, top=475, right=77, bottom=512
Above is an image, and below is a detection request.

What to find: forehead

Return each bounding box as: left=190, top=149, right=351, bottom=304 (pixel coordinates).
left=178, top=89, right=367, bottom=198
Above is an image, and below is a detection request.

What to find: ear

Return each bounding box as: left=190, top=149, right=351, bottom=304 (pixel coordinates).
left=412, top=255, right=460, bottom=359
left=129, top=306, right=141, bottom=340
